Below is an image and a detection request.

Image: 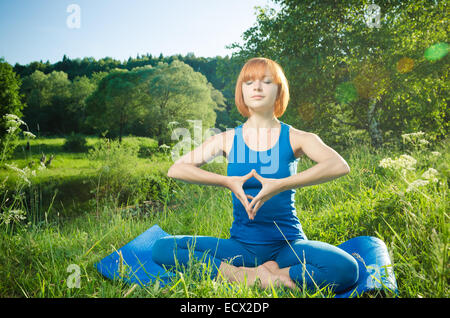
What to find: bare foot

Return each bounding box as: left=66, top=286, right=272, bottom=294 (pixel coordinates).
left=218, top=261, right=296, bottom=290
left=260, top=261, right=296, bottom=290
left=261, top=260, right=280, bottom=273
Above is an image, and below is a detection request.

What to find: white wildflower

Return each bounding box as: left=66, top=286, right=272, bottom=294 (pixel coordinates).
left=379, top=157, right=395, bottom=169
left=4, top=163, right=22, bottom=174
left=397, top=154, right=417, bottom=171
left=401, top=132, right=430, bottom=150
left=7, top=126, right=18, bottom=134
left=159, top=144, right=170, bottom=149
left=421, top=168, right=439, bottom=183
left=430, top=151, right=440, bottom=156
left=4, top=163, right=33, bottom=186
left=379, top=154, right=416, bottom=171
left=23, top=131, right=36, bottom=139
left=4, top=114, right=20, bottom=121
left=0, top=209, right=27, bottom=225
left=4, top=114, right=26, bottom=126
left=406, top=179, right=429, bottom=192
left=401, top=131, right=425, bottom=141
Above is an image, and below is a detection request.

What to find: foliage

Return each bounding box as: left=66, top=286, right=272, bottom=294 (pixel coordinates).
left=0, top=134, right=447, bottom=297
left=121, top=136, right=159, bottom=158
left=85, top=137, right=174, bottom=208
left=20, top=70, right=97, bottom=135
left=228, top=0, right=448, bottom=148
left=62, top=133, right=89, bottom=153
left=84, top=60, right=220, bottom=145
left=0, top=58, right=26, bottom=155
left=13, top=53, right=232, bottom=136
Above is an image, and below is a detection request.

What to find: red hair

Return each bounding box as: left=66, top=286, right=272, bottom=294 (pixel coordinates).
left=235, top=57, right=290, bottom=118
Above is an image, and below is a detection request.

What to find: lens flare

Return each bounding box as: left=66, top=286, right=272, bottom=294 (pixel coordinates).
left=424, top=42, right=449, bottom=61
left=353, top=62, right=390, bottom=99
left=335, top=82, right=358, bottom=104
left=396, top=57, right=415, bottom=73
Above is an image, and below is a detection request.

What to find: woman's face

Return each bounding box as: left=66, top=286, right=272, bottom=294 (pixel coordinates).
left=242, top=68, right=279, bottom=113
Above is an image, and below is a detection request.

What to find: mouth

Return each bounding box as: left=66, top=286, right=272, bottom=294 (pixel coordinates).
left=251, top=95, right=265, bottom=99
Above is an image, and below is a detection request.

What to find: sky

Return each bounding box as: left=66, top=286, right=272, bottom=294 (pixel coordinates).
left=0, top=0, right=280, bottom=66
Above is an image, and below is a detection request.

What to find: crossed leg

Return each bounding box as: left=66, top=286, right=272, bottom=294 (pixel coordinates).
left=152, top=235, right=294, bottom=288
left=152, top=236, right=358, bottom=292
left=273, top=239, right=359, bottom=293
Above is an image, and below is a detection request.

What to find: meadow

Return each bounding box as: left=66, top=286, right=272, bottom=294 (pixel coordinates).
left=0, top=132, right=448, bottom=298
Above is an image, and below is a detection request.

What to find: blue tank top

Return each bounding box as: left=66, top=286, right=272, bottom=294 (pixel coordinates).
left=226, top=121, right=306, bottom=243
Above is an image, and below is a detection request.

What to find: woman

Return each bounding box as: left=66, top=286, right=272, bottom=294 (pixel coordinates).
left=152, top=57, right=359, bottom=292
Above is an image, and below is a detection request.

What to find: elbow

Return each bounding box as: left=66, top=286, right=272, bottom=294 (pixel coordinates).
left=167, top=165, right=176, bottom=178
left=327, top=159, right=350, bottom=176
left=341, top=162, right=351, bottom=175
left=167, top=163, right=188, bottom=178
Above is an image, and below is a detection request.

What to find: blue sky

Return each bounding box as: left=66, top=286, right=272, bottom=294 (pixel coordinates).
left=0, top=0, right=279, bottom=65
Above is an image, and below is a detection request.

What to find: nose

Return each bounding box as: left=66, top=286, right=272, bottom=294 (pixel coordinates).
left=253, top=80, right=263, bottom=90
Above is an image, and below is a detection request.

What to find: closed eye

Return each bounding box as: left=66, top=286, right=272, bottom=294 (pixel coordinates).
left=245, top=80, right=272, bottom=85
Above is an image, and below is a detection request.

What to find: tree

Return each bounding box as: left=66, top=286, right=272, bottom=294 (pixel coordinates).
left=146, top=60, right=219, bottom=146
left=67, top=75, right=97, bottom=133
left=0, top=58, right=26, bottom=158
left=20, top=70, right=73, bottom=135
left=85, top=68, right=147, bottom=142
left=228, top=0, right=449, bottom=148
left=20, top=70, right=98, bottom=135
left=85, top=61, right=220, bottom=145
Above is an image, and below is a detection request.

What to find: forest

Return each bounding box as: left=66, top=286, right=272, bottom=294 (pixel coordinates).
left=0, top=0, right=448, bottom=298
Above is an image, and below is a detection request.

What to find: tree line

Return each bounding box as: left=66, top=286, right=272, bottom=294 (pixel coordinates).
left=1, top=0, right=448, bottom=155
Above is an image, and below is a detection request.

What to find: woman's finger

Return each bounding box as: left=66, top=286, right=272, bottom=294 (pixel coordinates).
left=252, top=200, right=263, bottom=216
left=252, top=170, right=263, bottom=182
left=248, top=193, right=260, bottom=211
left=238, top=194, right=248, bottom=208
left=242, top=169, right=255, bottom=182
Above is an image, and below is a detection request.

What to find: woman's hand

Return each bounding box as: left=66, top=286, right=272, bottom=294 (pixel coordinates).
left=226, top=169, right=285, bottom=220
left=225, top=170, right=256, bottom=220
left=246, top=170, right=284, bottom=220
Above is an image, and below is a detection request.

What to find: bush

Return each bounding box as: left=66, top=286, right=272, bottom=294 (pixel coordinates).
left=86, top=137, right=173, bottom=208
left=121, top=136, right=159, bottom=158
left=63, top=133, right=89, bottom=152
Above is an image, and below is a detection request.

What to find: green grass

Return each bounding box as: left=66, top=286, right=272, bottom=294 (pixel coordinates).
left=0, top=135, right=448, bottom=298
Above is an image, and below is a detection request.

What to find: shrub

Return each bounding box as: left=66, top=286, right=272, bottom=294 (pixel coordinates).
left=85, top=137, right=176, bottom=210
left=121, top=136, right=159, bottom=158
left=63, top=133, right=89, bottom=152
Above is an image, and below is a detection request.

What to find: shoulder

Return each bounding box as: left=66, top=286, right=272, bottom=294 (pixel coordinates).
left=286, top=124, right=313, bottom=159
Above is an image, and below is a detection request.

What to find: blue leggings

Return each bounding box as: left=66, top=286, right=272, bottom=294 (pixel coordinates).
left=152, top=236, right=359, bottom=293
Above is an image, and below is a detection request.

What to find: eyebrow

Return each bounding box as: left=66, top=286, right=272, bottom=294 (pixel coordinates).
left=246, top=75, right=273, bottom=81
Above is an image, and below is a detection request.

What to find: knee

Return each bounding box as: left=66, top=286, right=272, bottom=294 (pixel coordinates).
left=335, top=255, right=359, bottom=292
left=152, top=237, right=175, bottom=265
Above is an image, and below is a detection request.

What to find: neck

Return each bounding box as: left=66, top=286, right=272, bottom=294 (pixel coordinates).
left=245, top=114, right=280, bottom=129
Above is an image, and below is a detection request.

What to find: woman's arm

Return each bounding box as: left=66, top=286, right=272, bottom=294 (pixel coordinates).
left=168, top=163, right=230, bottom=188
left=167, top=131, right=230, bottom=188
left=168, top=130, right=258, bottom=216
left=279, top=132, right=350, bottom=192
